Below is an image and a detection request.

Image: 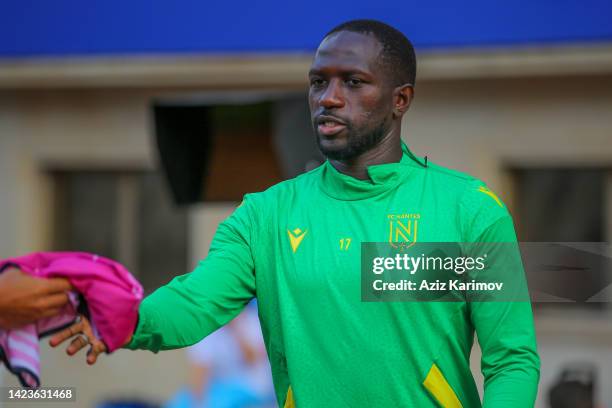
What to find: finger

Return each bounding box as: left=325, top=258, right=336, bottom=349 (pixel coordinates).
left=49, top=321, right=83, bottom=347
left=83, top=319, right=106, bottom=365
left=66, top=336, right=88, bottom=355
left=38, top=292, right=70, bottom=309
left=39, top=307, right=63, bottom=320
left=86, top=342, right=105, bottom=365
left=83, top=325, right=106, bottom=365
left=41, top=277, right=72, bottom=294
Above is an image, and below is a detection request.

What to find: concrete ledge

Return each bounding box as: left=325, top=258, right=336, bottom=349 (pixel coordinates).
left=1, top=43, right=612, bottom=89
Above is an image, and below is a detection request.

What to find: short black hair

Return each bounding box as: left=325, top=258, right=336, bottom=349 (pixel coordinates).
left=325, top=19, right=416, bottom=87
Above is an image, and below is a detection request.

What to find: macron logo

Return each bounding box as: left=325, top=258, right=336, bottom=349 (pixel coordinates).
left=287, top=228, right=307, bottom=253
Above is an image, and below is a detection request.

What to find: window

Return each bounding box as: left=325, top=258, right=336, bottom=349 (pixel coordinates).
left=52, top=170, right=188, bottom=292
left=511, top=168, right=609, bottom=309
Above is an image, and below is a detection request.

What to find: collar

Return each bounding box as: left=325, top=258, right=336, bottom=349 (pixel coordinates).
left=318, top=142, right=425, bottom=201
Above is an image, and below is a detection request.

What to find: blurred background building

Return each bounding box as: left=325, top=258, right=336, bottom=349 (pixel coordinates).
left=1, top=1, right=612, bottom=407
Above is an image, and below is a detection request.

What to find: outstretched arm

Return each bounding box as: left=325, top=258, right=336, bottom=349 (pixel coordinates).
left=51, top=196, right=258, bottom=362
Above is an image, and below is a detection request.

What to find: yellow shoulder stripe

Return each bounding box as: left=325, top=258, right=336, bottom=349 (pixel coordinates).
left=423, top=363, right=463, bottom=408
left=284, top=386, right=295, bottom=408
left=477, top=186, right=503, bottom=207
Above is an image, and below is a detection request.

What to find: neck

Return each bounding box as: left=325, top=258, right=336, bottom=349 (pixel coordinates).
left=329, top=130, right=403, bottom=180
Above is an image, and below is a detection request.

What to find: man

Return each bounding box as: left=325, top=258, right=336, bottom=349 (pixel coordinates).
left=0, top=267, right=71, bottom=330
left=50, top=20, right=540, bottom=407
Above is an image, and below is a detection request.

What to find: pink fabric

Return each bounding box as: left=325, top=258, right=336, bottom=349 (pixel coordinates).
left=0, top=291, right=80, bottom=388
left=0, top=252, right=143, bottom=387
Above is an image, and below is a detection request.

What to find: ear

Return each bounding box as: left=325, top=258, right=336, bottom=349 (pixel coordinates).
left=392, top=84, right=414, bottom=119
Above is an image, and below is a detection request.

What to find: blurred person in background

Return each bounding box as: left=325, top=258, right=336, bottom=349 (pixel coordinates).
left=548, top=366, right=596, bottom=408
left=166, top=301, right=275, bottom=408
left=44, top=19, right=539, bottom=407
left=0, top=266, right=71, bottom=330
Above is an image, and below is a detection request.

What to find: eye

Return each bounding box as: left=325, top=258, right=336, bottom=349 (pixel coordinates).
left=345, top=77, right=363, bottom=87
left=309, top=77, right=326, bottom=88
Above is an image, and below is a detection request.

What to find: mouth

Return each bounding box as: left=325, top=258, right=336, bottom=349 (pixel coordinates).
left=316, top=115, right=347, bottom=137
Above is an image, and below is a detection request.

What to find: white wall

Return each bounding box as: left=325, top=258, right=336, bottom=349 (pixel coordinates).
left=405, top=76, right=612, bottom=191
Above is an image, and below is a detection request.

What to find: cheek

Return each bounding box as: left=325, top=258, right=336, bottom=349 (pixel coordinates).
left=308, top=94, right=317, bottom=115
left=354, top=100, right=388, bottom=127
left=352, top=92, right=387, bottom=118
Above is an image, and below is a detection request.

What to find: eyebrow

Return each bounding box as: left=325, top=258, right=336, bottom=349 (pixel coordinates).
left=308, top=67, right=372, bottom=77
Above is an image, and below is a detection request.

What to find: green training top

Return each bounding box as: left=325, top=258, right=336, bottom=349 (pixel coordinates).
left=126, top=142, right=540, bottom=407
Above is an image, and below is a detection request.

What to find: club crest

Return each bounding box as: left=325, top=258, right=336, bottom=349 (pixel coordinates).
left=387, top=213, right=420, bottom=250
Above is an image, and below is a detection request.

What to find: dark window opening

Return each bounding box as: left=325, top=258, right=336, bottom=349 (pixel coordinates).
left=511, top=168, right=607, bottom=310
left=51, top=170, right=188, bottom=293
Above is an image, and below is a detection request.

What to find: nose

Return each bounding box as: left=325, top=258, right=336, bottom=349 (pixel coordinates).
left=318, top=78, right=344, bottom=109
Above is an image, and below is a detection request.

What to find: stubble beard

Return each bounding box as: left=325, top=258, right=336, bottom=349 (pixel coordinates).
left=317, top=120, right=391, bottom=161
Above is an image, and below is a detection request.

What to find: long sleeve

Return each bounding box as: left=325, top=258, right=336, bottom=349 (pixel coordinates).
left=124, top=197, right=257, bottom=352
left=468, top=216, right=540, bottom=407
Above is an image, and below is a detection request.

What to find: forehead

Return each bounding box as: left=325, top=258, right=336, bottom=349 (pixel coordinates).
left=310, top=31, right=383, bottom=74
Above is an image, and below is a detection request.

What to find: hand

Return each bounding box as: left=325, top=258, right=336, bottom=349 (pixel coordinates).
left=49, top=314, right=107, bottom=365
left=0, top=267, right=72, bottom=329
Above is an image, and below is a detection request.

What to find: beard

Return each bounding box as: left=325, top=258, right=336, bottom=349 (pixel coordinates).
left=316, top=119, right=390, bottom=161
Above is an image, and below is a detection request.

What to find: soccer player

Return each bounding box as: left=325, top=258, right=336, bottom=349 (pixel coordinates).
left=50, top=20, right=540, bottom=407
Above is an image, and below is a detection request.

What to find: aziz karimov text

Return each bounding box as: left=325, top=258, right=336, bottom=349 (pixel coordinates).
left=372, top=279, right=504, bottom=292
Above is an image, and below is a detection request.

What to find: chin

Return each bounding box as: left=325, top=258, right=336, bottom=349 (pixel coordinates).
left=317, top=135, right=349, bottom=159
